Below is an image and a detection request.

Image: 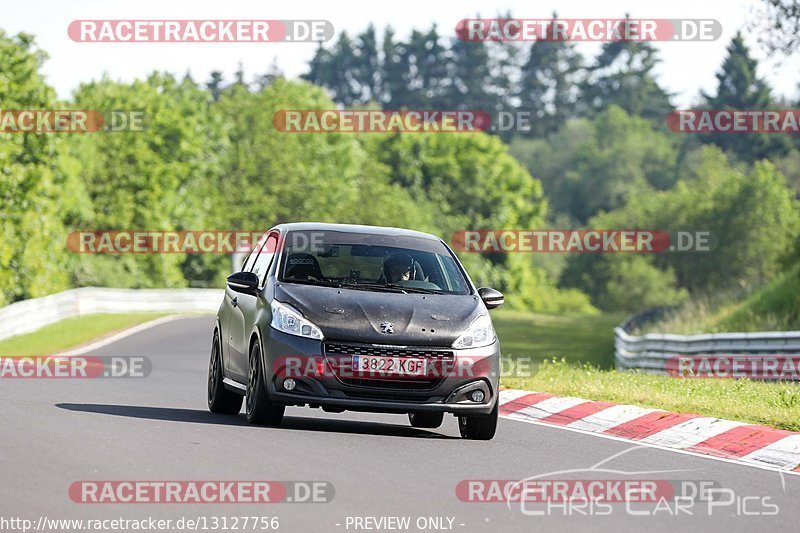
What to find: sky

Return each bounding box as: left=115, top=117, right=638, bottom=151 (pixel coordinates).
left=4, top=0, right=799, bottom=108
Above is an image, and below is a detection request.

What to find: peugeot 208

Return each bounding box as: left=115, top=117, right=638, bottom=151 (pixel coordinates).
left=207, top=223, right=504, bottom=439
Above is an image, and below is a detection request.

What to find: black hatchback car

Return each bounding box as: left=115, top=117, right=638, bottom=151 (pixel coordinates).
left=207, top=223, right=504, bottom=439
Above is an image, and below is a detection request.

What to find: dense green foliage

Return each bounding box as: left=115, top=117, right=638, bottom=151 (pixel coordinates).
left=560, top=146, right=799, bottom=311
left=2, top=22, right=799, bottom=321
left=1, top=30, right=590, bottom=312
left=640, top=264, right=800, bottom=334
left=65, top=74, right=226, bottom=289
left=0, top=31, right=71, bottom=305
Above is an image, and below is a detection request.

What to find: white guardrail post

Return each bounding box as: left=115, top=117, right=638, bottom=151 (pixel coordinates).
left=0, top=287, right=224, bottom=341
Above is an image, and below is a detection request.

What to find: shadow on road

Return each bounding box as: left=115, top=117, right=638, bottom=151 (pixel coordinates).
left=55, top=403, right=456, bottom=439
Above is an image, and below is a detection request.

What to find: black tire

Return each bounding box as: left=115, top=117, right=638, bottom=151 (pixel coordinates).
left=207, top=330, right=243, bottom=415
left=458, top=402, right=498, bottom=440
left=245, top=341, right=285, bottom=426
left=408, top=412, right=444, bottom=429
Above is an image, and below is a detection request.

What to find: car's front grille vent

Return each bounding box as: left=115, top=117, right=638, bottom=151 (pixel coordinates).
left=323, top=341, right=454, bottom=391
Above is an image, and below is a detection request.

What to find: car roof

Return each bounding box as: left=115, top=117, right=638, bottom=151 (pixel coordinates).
left=270, top=222, right=442, bottom=242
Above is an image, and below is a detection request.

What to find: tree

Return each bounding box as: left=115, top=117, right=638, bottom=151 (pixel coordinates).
left=0, top=31, right=72, bottom=304
left=215, top=79, right=434, bottom=231
left=303, top=44, right=335, bottom=95
left=381, top=26, right=412, bottom=107
left=579, top=18, right=673, bottom=122
left=518, top=16, right=584, bottom=137
left=700, top=32, right=792, bottom=162
left=66, top=73, right=227, bottom=288
left=207, top=71, right=224, bottom=101
left=256, top=58, right=283, bottom=90
left=446, top=36, right=497, bottom=113
left=302, top=32, right=362, bottom=105
left=753, top=0, right=800, bottom=55
left=234, top=62, right=247, bottom=87
left=400, top=26, right=450, bottom=108
left=353, top=24, right=381, bottom=103
left=361, top=129, right=582, bottom=310
left=563, top=145, right=800, bottom=311
left=510, top=106, right=678, bottom=224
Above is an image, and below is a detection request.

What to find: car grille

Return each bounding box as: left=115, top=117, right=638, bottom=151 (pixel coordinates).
left=323, top=341, right=455, bottom=391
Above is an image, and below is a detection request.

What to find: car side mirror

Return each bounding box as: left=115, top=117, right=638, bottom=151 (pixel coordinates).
left=227, top=271, right=259, bottom=295
left=478, top=287, right=504, bottom=309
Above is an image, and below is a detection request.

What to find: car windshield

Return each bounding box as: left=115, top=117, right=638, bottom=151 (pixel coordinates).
left=277, top=230, right=471, bottom=295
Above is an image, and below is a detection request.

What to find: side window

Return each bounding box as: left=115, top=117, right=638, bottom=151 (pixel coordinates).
left=239, top=251, right=253, bottom=272
left=252, top=233, right=279, bottom=287
left=242, top=233, right=269, bottom=272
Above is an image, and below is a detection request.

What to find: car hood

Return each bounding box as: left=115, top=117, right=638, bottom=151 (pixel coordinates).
left=273, top=283, right=484, bottom=346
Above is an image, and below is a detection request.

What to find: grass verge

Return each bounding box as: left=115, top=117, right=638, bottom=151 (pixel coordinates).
left=503, top=359, right=800, bottom=432
left=0, top=313, right=169, bottom=357
left=638, top=265, right=800, bottom=334
left=492, top=309, right=625, bottom=368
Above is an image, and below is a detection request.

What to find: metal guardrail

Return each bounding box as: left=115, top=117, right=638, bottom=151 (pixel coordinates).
left=0, top=287, right=223, bottom=341
left=615, top=327, right=800, bottom=374
left=614, top=309, right=800, bottom=377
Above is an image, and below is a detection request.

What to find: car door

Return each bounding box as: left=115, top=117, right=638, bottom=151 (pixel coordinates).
left=228, top=232, right=279, bottom=381
left=226, top=234, right=266, bottom=381
left=219, top=249, right=253, bottom=377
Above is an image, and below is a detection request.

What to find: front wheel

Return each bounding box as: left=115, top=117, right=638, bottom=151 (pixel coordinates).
left=207, top=331, right=243, bottom=415
left=458, top=402, right=498, bottom=440
left=245, top=341, right=285, bottom=426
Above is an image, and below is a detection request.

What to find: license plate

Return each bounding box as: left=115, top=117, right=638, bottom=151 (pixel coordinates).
left=351, top=355, right=426, bottom=376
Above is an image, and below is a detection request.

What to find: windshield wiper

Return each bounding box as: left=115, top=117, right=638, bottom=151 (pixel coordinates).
left=339, top=281, right=444, bottom=295
left=282, top=278, right=341, bottom=288
left=339, top=282, right=408, bottom=294
left=385, top=284, right=444, bottom=294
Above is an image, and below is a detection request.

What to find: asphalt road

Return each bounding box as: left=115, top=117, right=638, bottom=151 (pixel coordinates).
left=1, top=315, right=798, bottom=533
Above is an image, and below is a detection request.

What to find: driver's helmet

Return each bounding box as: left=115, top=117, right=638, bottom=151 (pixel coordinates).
left=384, top=253, right=415, bottom=281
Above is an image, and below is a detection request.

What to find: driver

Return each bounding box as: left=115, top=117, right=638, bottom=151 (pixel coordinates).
left=383, top=253, right=415, bottom=283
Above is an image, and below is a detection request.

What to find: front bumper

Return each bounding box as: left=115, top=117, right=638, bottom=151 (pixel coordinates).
left=263, top=328, right=500, bottom=415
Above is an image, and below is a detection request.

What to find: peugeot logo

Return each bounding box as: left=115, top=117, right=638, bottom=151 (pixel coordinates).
left=380, top=322, right=394, bottom=334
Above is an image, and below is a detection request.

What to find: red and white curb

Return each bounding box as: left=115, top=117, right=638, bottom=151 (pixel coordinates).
left=499, top=389, right=800, bottom=474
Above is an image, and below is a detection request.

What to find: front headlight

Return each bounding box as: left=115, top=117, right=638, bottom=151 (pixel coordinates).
left=270, top=300, right=324, bottom=340
left=452, top=314, right=496, bottom=349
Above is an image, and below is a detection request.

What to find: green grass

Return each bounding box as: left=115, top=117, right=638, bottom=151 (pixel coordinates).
left=0, top=313, right=169, bottom=357
left=503, top=359, right=800, bottom=432
left=493, top=308, right=800, bottom=431
left=493, top=309, right=626, bottom=369
left=639, top=264, right=800, bottom=334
